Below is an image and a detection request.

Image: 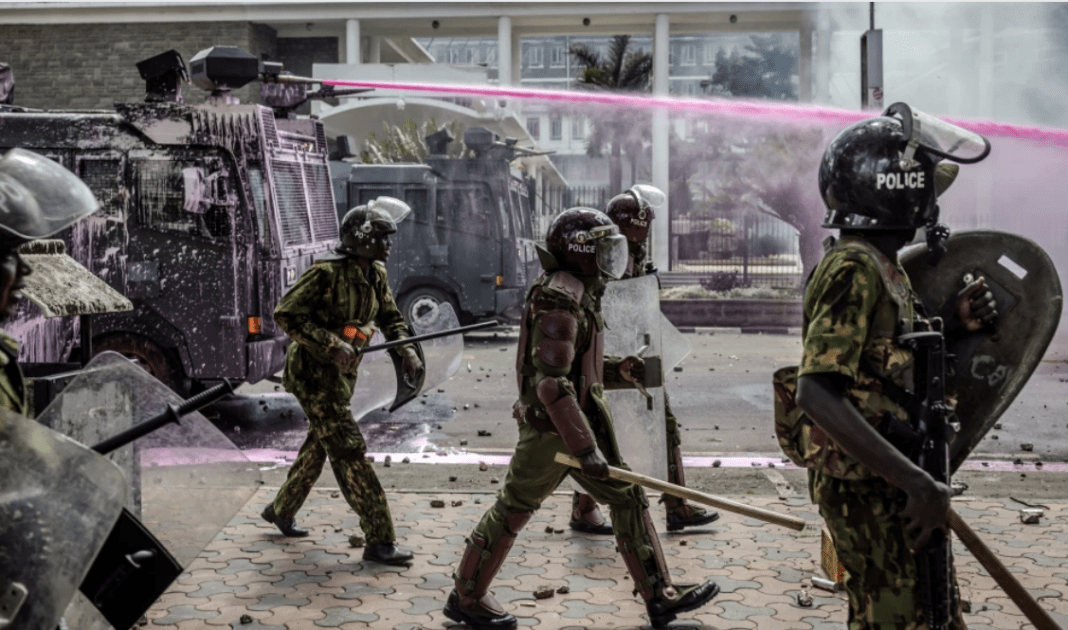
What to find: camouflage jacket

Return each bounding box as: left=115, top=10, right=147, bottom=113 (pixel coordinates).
left=275, top=257, right=410, bottom=388
left=0, top=328, right=29, bottom=416
left=798, top=235, right=919, bottom=480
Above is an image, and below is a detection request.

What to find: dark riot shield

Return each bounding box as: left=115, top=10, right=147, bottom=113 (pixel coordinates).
left=900, top=229, right=1063, bottom=472
left=0, top=408, right=126, bottom=630
left=600, top=274, right=670, bottom=481
left=349, top=302, right=463, bottom=421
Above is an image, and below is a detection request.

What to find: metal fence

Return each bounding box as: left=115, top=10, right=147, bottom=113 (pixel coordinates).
left=670, top=211, right=802, bottom=289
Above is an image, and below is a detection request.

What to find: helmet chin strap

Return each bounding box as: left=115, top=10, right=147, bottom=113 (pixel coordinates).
left=925, top=204, right=950, bottom=266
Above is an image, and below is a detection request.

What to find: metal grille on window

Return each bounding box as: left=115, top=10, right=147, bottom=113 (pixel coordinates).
left=303, top=163, right=338, bottom=241
left=80, top=159, right=124, bottom=219
left=271, top=161, right=312, bottom=246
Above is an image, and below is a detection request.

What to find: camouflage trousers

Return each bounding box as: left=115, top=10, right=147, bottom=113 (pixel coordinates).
left=271, top=370, right=396, bottom=544
left=812, top=472, right=967, bottom=630
left=462, top=411, right=660, bottom=591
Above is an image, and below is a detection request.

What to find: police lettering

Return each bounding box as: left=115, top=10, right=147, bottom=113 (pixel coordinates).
left=568, top=243, right=596, bottom=254
left=630, top=219, right=648, bottom=227
left=876, top=172, right=925, bottom=190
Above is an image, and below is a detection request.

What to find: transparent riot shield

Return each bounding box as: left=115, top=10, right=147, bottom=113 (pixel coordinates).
left=349, top=302, right=464, bottom=421
left=0, top=409, right=127, bottom=630
left=37, top=351, right=262, bottom=567
left=600, top=274, right=669, bottom=481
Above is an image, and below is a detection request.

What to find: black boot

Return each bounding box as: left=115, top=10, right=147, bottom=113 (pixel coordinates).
left=443, top=588, right=517, bottom=630
left=647, top=581, right=721, bottom=628
left=568, top=491, right=614, bottom=535
left=362, top=542, right=414, bottom=566
left=261, top=503, right=309, bottom=537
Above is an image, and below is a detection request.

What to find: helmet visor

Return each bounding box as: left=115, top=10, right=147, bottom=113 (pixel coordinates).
left=629, top=184, right=666, bottom=210
left=0, top=148, right=99, bottom=240
left=884, top=103, right=991, bottom=164
left=596, top=231, right=629, bottom=280
left=366, top=196, right=411, bottom=225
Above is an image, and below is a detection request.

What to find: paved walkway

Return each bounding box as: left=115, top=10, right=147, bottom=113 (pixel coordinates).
left=144, top=489, right=1068, bottom=630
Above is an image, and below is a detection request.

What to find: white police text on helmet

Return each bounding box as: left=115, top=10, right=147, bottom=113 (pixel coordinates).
left=568, top=243, right=596, bottom=254
left=876, top=172, right=925, bottom=190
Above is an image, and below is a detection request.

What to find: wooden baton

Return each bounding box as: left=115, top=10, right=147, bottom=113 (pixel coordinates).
left=948, top=509, right=1063, bottom=630
left=554, top=452, right=806, bottom=531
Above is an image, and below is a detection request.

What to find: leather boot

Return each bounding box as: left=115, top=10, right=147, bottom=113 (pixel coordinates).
left=616, top=510, right=719, bottom=628
left=664, top=446, right=720, bottom=532
left=362, top=542, right=414, bottom=566
left=444, top=508, right=531, bottom=630
left=261, top=503, right=309, bottom=537
left=568, top=491, right=613, bottom=535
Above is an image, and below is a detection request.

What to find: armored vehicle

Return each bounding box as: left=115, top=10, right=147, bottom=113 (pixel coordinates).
left=0, top=47, right=340, bottom=395
left=333, top=127, right=542, bottom=324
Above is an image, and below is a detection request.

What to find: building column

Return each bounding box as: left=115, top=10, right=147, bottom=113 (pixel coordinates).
left=369, top=36, right=382, bottom=63
left=498, top=16, right=513, bottom=85
left=346, top=19, right=361, bottom=64
left=652, top=13, right=671, bottom=271
left=814, top=7, right=831, bottom=104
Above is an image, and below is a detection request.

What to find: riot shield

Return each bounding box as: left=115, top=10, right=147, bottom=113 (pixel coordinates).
left=900, top=229, right=1062, bottom=472
left=35, top=351, right=261, bottom=629
left=349, top=302, right=464, bottom=421
left=600, top=274, right=669, bottom=481
left=0, top=408, right=127, bottom=630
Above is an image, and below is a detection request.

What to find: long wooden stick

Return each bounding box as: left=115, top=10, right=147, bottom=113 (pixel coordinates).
left=948, top=510, right=1063, bottom=630
left=554, top=452, right=806, bottom=531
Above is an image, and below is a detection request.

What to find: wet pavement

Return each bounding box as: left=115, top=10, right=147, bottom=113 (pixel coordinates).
left=142, top=488, right=1068, bottom=630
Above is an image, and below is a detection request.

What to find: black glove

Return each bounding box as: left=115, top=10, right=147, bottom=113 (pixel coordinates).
left=578, top=448, right=609, bottom=480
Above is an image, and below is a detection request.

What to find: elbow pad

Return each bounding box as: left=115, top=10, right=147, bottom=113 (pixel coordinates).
left=536, top=376, right=595, bottom=456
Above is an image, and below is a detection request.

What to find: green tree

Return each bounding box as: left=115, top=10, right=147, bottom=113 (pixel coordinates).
left=569, top=35, right=653, bottom=193
left=361, top=118, right=471, bottom=164
left=705, top=34, right=799, bottom=100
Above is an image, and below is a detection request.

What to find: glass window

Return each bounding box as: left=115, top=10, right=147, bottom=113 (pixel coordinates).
left=78, top=157, right=125, bottom=219
left=487, top=47, right=497, bottom=66
left=438, top=185, right=495, bottom=238
left=550, top=46, right=566, bottom=68
left=450, top=48, right=462, bottom=64
left=571, top=118, right=584, bottom=140
left=136, top=159, right=230, bottom=241
left=526, top=117, right=540, bottom=140
left=704, top=43, right=717, bottom=64
left=549, top=117, right=562, bottom=141
left=403, top=187, right=430, bottom=224
left=527, top=45, right=544, bottom=68
left=681, top=44, right=696, bottom=66
left=466, top=48, right=477, bottom=64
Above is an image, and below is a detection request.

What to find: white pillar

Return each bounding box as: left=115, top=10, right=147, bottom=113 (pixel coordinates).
left=369, top=36, right=382, bottom=63
left=815, top=8, right=831, bottom=104
left=652, top=13, right=671, bottom=271
left=799, top=23, right=813, bottom=102
left=498, top=17, right=512, bottom=85
left=976, top=5, right=994, bottom=228
left=346, top=19, right=361, bottom=64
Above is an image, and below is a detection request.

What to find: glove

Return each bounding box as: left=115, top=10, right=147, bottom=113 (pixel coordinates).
left=401, top=346, right=423, bottom=382
left=332, top=342, right=358, bottom=369
left=618, top=355, right=645, bottom=384
left=957, top=276, right=998, bottom=331
left=578, top=448, right=609, bottom=480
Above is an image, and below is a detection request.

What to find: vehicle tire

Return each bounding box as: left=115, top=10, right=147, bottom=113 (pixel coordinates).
left=398, top=286, right=457, bottom=325
left=93, top=333, right=192, bottom=397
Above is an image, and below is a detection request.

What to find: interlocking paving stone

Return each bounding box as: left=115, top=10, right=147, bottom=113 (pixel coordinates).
left=142, top=489, right=1068, bottom=629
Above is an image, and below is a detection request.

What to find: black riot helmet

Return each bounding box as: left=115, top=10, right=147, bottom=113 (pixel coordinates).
left=819, top=102, right=990, bottom=233
left=605, top=184, right=665, bottom=244
left=0, top=148, right=100, bottom=249
left=336, top=196, right=411, bottom=260
left=544, top=207, right=628, bottom=279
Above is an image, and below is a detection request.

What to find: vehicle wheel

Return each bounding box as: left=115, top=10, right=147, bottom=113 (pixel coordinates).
left=398, top=287, right=456, bottom=325
left=93, top=333, right=192, bottom=397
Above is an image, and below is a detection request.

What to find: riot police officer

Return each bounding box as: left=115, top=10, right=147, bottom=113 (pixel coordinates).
left=794, top=103, right=996, bottom=629
left=0, top=148, right=100, bottom=412
left=261, top=197, right=422, bottom=567
left=443, top=207, right=719, bottom=630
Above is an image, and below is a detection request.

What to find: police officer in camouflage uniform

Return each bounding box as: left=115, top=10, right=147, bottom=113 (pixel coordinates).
left=0, top=148, right=100, bottom=415
left=261, top=197, right=422, bottom=567
left=443, top=208, right=719, bottom=630
left=795, top=104, right=996, bottom=629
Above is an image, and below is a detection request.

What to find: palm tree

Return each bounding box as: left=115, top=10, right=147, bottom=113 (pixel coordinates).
left=569, top=35, right=653, bottom=194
